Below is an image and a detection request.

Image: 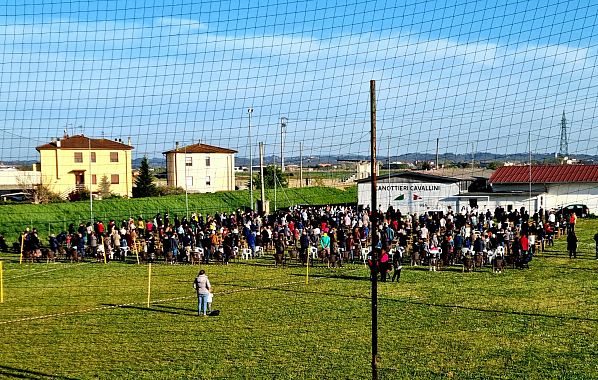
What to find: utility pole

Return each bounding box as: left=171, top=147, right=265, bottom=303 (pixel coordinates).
left=248, top=108, right=254, bottom=210
left=369, top=79, right=379, bottom=380
left=435, top=137, right=439, bottom=169
left=184, top=145, right=189, bottom=220
left=259, top=142, right=266, bottom=214
left=88, top=136, right=93, bottom=224
left=529, top=131, right=532, bottom=214
left=280, top=117, right=287, bottom=172
left=300, top=142, right=303, bottom=188
left=559, top=111, right=569, bottom=158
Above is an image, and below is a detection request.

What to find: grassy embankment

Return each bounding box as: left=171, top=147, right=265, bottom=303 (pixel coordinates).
left=0, top=186, right=356, bottom=242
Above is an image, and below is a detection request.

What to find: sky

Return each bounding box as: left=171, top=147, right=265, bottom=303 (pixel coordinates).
left=0, top=0, right=597, bottom=161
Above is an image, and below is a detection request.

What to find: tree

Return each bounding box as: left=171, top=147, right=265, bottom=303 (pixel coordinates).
left=18, top=174, right=60, bottom=204
left=487, top=161, right=502, bottom=170
left=254, top=165, right=288, bottom=188
left=98, top=175, right=111, bottom=198
left=133, top=156, right=158, bottom=197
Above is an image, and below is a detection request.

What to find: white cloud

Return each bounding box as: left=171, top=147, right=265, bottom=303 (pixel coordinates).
left=155, top=17, right=207, bottom=31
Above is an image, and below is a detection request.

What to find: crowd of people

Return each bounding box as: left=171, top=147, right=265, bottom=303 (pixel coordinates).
left=11, top=203, right=589, bottom=274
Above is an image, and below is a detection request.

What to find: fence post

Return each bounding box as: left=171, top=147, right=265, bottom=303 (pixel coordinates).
left=0, top=260, right=4, bottom=303
left=306, top=255, right=309, bottom=285
left=134, top=238, right=140, bottom=265
left=147, top=263, right=152, bottom=308
left=19, top=234, right=24, bottom=264
left=102, top=235, right=107, bottom=264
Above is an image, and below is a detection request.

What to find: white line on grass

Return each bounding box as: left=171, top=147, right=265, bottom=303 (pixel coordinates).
left=6, top=262, right=87, bottom=280
left=0, top=268, right=361, bottom=325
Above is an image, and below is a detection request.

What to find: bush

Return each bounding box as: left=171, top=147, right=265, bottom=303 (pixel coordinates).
left=68, top=189, right=90, bottom=202
left=156, top=185, right=185, bottom=196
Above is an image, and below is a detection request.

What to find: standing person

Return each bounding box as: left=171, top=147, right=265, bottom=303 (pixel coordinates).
left=274, top=234, right=285, bottom=268
left=567, top=231, right=578, bottom=259
left=391, top=248, right=403, bottom=282
left=48, top=234, right=59, bottom=258
left=594, top=231, right=598, bottom=260
left=299, top=230, right=310, bottom=265
left=89, top=232, right=98, bottom=259
left=379, top=249, right=390, bottom=281
left=193, top=270, right=211, bottom=316
left=569, top=212, right=577, bottom=233
left=320, top=232, right=331, bottom=260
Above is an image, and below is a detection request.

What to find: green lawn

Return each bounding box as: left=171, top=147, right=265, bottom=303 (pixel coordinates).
left=1, top=220, right=598, bottom=379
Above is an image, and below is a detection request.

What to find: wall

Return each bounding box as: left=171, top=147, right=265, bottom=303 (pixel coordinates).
left=39, top=148, right=132, bottom=197
left=544, top=183, right=598, bottom=214
left=358, top=179, right=460, bottom=213
left=166, top=152, right=235, bottom=192
left=0, top=168, right=41, bottom=189
left=491, top=182, right=598, bottom=214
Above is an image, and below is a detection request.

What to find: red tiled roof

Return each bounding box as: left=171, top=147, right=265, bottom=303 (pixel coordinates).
left=163, top=143, right=237, bottom=154
left=489, top=165, right=598, bottom=184
left=36, top=135, right=133, bottom=151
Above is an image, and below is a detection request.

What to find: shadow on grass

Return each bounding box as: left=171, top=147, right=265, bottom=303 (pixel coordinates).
left=0, top=365, right=77, bottom=379
left=153, top=304, right=197, bottom=314
left=289, top=272, right=369, bottom=281
left=263, top=284, right=598, bottom=323
left=101, top=304, right=190, bottom=316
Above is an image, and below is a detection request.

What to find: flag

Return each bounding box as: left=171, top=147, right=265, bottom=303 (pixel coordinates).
left=394, top=194, right=405, bottom=201
left=413, top=194, right=422, bottom=200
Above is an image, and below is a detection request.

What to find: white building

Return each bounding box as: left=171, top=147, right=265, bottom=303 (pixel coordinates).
left=163, top=143, right=236, bottom=193
left=358, top=165, right=598, bottom=216
left=0, top=165, right=40, bottom=189
left=489, top=164, right=598, bottom=214
left=357, top=172, right=462, bottom=213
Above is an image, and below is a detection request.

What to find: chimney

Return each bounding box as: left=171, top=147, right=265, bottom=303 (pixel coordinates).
left=127, top=136, right=132, bottom=146
left=175, top=141, right=179, bottom=151
left=56, top=138, right=61, bottom=148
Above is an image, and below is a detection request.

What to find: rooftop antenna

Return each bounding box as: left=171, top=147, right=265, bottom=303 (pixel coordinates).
left=558, top=111, right=569, bottom=158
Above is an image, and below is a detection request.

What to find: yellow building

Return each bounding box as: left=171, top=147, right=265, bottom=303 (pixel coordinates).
left=36, top=134, right=133, bottom=198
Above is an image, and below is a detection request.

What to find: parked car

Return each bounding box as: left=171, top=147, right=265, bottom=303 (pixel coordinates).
left=1, top=192, right=30, bottom=202
left=555, top=204, right=589, bottom=218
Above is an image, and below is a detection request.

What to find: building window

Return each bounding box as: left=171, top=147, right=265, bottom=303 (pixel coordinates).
left=74, top=152, right=83, bottom=163
left=186, top=176, right=193, bottom=187
left=111, top=174, right=120, bottom=184
left=90, top=152, right=96, bottom=163
left=205, top=156, right=211, bottom=167
left=185, top=157, right=192, bottom=166
left=205, top=176, right=211, bottom=186
left=110, top=152, right=119, bottom=162
left=92, top=174, right=97, bottom=185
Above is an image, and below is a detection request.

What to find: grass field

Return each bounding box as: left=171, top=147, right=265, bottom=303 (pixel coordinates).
left=0, top=186, right=356, bottom=242
left=1, top=220, right=598, bottom=379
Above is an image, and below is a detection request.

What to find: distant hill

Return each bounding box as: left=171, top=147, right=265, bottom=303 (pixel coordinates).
left=8, top=152, right=598, bottom=170
left=132, top=157, right=166, bottom=169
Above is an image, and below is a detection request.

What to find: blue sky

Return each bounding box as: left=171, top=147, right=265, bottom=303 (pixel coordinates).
left=1, top=0, right=597, bottom=161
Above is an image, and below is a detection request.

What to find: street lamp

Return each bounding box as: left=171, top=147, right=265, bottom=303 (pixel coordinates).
left=248, top=108, right=254, bottom=210
left=280, top=116, right=287, bottom=172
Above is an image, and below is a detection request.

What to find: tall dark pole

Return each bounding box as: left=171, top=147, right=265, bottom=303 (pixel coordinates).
left=370, top=79, right=378, bottom=380
left=248, top=108, right=254, bottom=210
